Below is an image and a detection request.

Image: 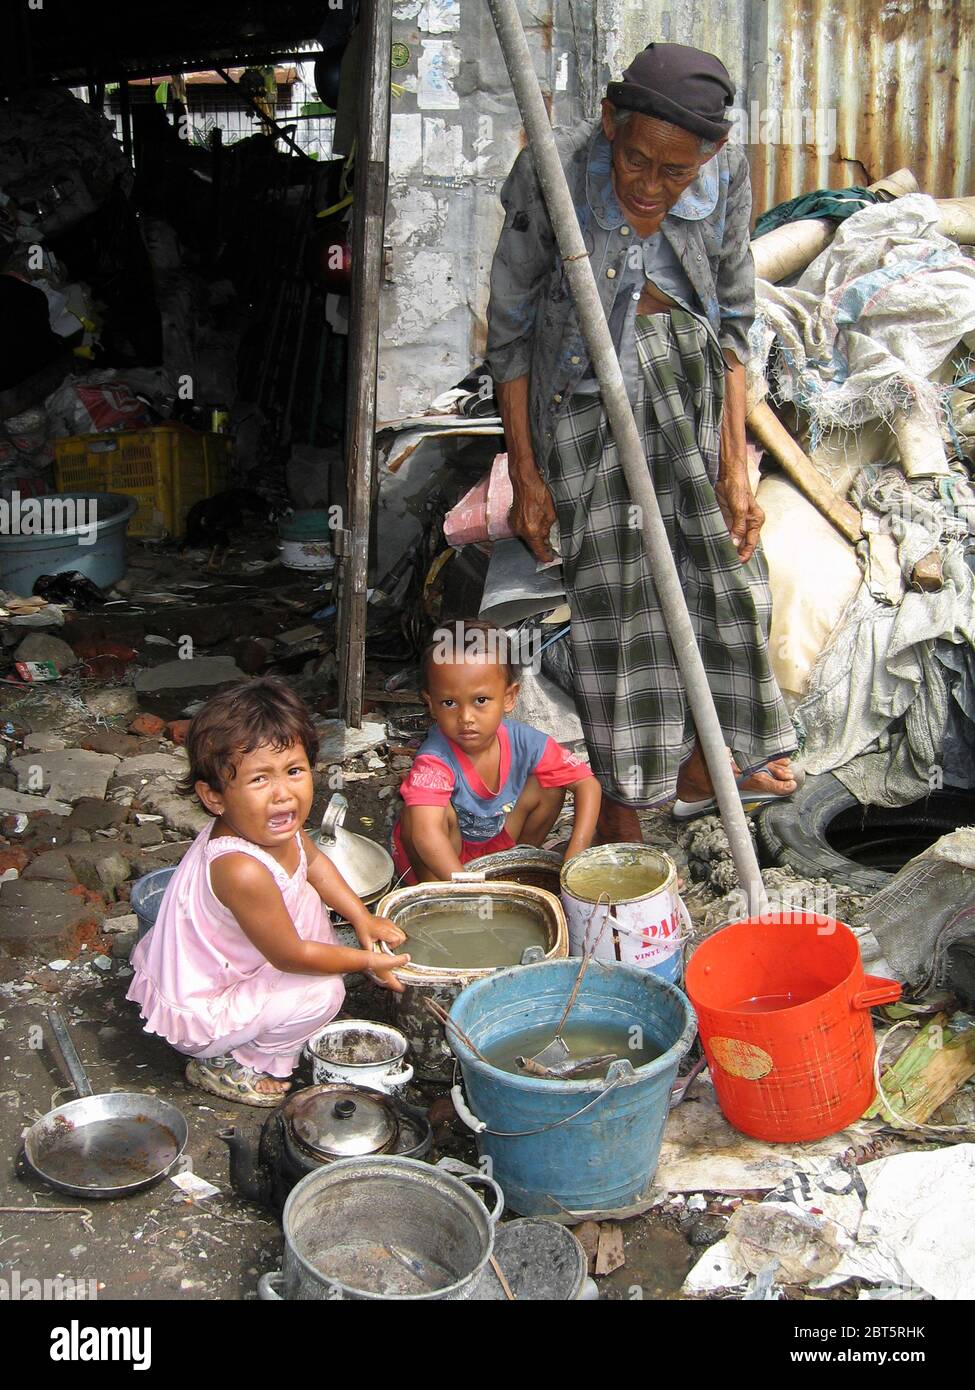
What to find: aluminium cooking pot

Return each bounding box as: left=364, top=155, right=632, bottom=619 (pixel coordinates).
left=312, top=793, right=394, bottom=910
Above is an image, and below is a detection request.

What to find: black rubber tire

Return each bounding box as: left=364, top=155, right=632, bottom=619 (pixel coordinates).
left=755, top=773, right=975, bottom=895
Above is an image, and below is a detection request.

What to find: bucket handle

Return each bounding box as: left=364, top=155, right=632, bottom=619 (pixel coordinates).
left=852, top=975, right=902, bottom=1010
left=257, top=1271, right=284, bottom=1301
left=450, top=1075, right=625, bottom=1139
left=596, top=896, right=695, bottom=948
left=458, top=1171, right=505, bottom=1223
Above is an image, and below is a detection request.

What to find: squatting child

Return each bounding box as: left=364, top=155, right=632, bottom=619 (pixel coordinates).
left=127, top=678, right=409, bottom=1107
left=392, top=620, right=602, bottom=882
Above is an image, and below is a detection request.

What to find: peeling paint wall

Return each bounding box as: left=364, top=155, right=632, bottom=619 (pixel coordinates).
left=378, top=0, right=595, bottom=422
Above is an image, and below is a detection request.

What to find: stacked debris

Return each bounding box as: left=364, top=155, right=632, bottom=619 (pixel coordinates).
left=748, top=181, right=975, bottom=809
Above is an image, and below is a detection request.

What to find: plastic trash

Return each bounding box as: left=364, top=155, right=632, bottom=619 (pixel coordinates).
left=33, top=571, right=106, bottom=608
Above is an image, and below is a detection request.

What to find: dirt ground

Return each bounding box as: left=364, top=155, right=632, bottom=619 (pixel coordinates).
left=0, top=538, right=888, bottom=1302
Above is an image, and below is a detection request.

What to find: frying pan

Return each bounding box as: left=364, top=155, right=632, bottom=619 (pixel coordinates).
left=21, top=1011, right=189, bottom=1200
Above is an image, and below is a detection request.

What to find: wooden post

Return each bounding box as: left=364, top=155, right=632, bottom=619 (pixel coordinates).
left=338, top=0, right=392, bottom=728
left=119, top=81, right=133, bottom=166
left=746, top=400, right=864, bottom=546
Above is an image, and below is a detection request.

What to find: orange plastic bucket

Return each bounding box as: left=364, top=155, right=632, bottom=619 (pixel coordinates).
left=685, top=913, right=901, bottom=1142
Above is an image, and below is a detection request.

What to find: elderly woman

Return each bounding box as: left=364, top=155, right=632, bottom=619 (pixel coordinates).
left=485, top=42, right=798, bottom=843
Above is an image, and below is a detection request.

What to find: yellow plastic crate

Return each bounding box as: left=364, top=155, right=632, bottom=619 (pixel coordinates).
left=54, top=424, right=232, bottom=538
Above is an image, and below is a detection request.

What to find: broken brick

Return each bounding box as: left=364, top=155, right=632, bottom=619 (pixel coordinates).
left=0, top=847, right=30, bottom=876
left=71, top=638, right=138, bottom=681
left=129, top=713, right=166, bottom=737
left=165, top=720, right=191, bottom=747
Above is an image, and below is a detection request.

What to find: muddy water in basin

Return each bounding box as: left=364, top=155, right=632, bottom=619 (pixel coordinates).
left=402, top=905, right=548, bottom=969
left=563, top=859, right=667, bottom=902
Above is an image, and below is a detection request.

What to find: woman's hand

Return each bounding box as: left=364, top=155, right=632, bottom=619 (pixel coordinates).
left=715, top=469, right=764, bottom=565
left=509, top=459, right=558, bottom=565
left=352, top=914, right=407, bottom=949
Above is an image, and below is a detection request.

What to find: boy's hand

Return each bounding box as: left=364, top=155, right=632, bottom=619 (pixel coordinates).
left=353, top=914, right=407, bottom=949
left=366, top=952, right=410, bottom=994
left=563, top=833, right=592, bottom=863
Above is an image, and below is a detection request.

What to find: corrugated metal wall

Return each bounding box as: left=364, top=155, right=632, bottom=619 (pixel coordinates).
left=759, top=0, right=974, bottom=206
left=616, top=0, right=975, bottom=212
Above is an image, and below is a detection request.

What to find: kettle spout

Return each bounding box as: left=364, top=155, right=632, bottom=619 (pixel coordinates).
left=218, top=1126, right=271, bottom=1204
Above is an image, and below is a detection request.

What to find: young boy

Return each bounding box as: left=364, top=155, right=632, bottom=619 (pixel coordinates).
left=391, top=620, right=601, bottom=883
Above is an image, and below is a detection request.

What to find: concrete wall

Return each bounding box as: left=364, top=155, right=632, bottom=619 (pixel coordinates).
left=378, top=0, right=596, bottom=423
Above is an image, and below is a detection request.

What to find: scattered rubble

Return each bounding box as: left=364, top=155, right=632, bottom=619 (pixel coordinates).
left=11, top=748, right=120, bottom=802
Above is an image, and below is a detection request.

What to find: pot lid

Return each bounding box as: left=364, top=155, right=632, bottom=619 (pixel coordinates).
left=315, top=826, right=394, bottom=902
left=286, top=1085, right=398, bottom=1158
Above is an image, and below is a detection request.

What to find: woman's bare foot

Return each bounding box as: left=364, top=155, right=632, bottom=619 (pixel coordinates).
left=676, top=742, right=797, bottom=802
left=736, top=756, right=797, bottom=796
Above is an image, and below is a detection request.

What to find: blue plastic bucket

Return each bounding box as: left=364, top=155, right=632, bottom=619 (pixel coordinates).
left=448, top=959, right=696, bottom=1217
left=131, top=866, right=177, bottom=941
left=0, top=492, right=137, bottom=594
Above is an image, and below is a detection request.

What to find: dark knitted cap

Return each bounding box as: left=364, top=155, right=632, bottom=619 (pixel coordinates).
left=606, top=42, right=735, bottom=141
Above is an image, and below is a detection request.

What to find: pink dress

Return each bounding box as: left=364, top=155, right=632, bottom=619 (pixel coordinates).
left=127, top=822, right=346, bottom=1077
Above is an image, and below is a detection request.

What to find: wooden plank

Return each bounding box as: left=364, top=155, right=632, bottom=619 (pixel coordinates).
left=594, top=1223, right=625, bottom=1276
left=338, top=0, right=393, bottom=729
left=746, top=400, right=864, bottom=546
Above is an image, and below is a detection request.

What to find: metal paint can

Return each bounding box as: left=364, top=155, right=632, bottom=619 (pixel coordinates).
left=560, top=843, right=687, bottom=983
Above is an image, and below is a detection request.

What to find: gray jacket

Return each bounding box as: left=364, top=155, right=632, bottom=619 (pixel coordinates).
left=485, top=119, right=755, bottom=474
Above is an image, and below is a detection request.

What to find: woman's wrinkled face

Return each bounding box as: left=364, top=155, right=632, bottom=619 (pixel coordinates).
left=600, top=102, right=717, bottom=236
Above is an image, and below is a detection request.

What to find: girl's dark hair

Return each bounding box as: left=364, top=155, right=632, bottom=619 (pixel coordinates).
left=177, top=678, right=319, bottom=797
left=420, top=618, right=520, bottom=690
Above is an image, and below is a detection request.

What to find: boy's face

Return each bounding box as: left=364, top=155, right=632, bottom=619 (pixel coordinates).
left=196, top=739, right=314, bottom=848
left=422, top=656, right=518, bottom=754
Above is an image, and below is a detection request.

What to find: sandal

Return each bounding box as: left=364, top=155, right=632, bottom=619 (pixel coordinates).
left=185, top=1056, right=291, bottom=1108
left=672, top=764, right=806, bottom=822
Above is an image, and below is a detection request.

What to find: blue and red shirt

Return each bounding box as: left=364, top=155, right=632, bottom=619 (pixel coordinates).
left=398, top=718, right=591, bottom=843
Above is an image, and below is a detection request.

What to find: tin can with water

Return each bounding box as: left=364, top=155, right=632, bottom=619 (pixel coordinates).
left=560, top=844, right=688, bottom=984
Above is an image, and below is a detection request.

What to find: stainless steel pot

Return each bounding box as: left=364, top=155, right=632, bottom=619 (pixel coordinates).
left=258, top=1156, right=503, bottom=1301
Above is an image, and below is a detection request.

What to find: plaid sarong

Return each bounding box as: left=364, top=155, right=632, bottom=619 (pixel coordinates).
left=546, top=310, right=796, bottom=806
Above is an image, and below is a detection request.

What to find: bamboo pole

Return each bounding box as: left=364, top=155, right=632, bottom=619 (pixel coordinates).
left=487, top=0, right=768, bottom=914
